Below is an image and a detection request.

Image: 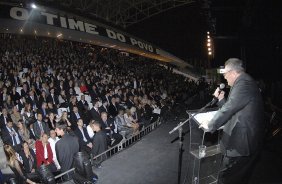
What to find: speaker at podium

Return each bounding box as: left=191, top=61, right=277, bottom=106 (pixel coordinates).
left=186, top=110, right=223, bottom=184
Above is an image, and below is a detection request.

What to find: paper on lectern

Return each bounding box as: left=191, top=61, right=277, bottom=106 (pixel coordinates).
left=192, top=111, right=218, bottom=128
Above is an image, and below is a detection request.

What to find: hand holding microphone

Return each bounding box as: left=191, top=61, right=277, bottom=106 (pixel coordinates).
left=209, top=83, right=226, bottom=107
left=213, top=83, right=225, bottom=101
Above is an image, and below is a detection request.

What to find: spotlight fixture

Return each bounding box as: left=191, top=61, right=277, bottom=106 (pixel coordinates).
left=31, top=3, right=37, bottom=9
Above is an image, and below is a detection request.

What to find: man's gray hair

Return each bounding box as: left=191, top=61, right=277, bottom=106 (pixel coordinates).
left=225, top=58, right=245, bottom=73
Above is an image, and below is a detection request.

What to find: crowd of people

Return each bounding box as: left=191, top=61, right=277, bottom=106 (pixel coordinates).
left=0, top=33, right=209, bottom=183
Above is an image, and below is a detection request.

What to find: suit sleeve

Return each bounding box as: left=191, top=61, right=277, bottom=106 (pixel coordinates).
left=208, top=79, right=253, bottom=132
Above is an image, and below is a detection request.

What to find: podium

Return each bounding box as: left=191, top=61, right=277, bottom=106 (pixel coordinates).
left=187, top=110, right=222, bottom=184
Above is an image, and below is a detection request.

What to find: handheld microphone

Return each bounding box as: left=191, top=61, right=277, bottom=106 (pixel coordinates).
left=208, top=83, right=226, bottom=106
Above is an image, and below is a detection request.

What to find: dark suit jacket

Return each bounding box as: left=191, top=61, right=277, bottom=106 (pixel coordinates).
left=208, top=73, right=264, bottom=157
left=55, top=134, right=79, bottom=173
left=0, top=114, right=12, bottom=129
left=89, top=107, right=102, bottom=122
left=1, top=125, right=23, bottom=147
left=108, top=103, right=118, bottom=117
left=74, top=127, right=91, bottom=149
left=77, top=100, right=89, bottom=112
left=91, top=130, right=108, bottom=156
left=99, top=105, right=108, bottom=113
left=19, top=149, right=37, bottom=173
left=33, top=121, right=50, bottom=139
left=70, top=111, right=82, bottom=129
left=47, top=94, right=59, bottom=105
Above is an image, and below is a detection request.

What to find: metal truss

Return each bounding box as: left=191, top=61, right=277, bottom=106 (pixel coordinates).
left=32, top=0, right=195, bottom=28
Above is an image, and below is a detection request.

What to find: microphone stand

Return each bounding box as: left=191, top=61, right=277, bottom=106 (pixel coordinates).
left=169, top=102, right=212, bottom=184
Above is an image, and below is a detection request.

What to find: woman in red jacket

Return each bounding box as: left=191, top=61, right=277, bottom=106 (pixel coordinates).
left=35, top=133, right=57, bottom=172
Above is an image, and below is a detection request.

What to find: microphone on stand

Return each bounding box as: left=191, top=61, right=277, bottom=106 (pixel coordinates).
left=208, top=83, right=226, bottom=107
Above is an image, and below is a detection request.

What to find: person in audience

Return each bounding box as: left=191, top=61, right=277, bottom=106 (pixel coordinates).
left=48, top=129, right=61, bottom=170
left=100, top=112, right=123, bottom=146
left=90, top=121, right=108, bottom=166
left=33, top=113, right=49, bottom=139
left=55, top=122, right=79, bottom=180
left=115, top=109, right=134, bottom=138
left=124, top=109, right=139, bottom=135
left=11, top=105, right=23, bottom=125
left=35, top=133, right=57, bottom=172
left=77, top=94, right=89, bottom=113
left=47, top=88, right=59, bottom=108
left=19, top=142, right=37, bottom=175
left=37, top=102, right=48, bottom=120
left=4, top=144, right=38, bottom=184
left=59, top=111, right=72, bottom=131
left=70, top=106, right=82, bottom=129
left=17, top=120, right=35, bottom=148
left=1, top=119, right=23, bottom=152
left=90, top=99, right=102, bottom=122
left=108, top=97, right=119, bottom=117
left=0, top=107, right=12, bottom=129
left=87, top=119, right=96, bottom=139
left=74, top=118, right=93, bottom=154
left=22, top=103, right=36, bottom=127
left=46, top=112, right=57, bottom=130
left=99, top=100, right=109, bottom=113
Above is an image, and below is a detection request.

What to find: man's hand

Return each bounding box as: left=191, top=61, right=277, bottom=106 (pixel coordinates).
left=198, top=120, right=209, bottom=131
left=213, top=87, right=225, bottom=101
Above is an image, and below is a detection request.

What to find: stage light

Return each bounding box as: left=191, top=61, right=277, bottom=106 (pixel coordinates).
left=207, top=43, right=211, bottom=47
left=20, top=28, right=23, bottom=33
left=207, top=39, right=211, bottom=42
left=207, top=35, right=210, bottom=38
left=6, top=28, right=8, bottom=31
left=208, top=51, right=212, bottom=55
left=208, top=48, right=211, bottom=51
left=31, top=3, right=37, bottom=9
left=207, top=31, right=210, bottom=34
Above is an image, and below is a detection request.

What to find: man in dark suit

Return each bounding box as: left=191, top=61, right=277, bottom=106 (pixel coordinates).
left=77, top=94, right=89, bottom=113
left=55, top=122, right=79, bottom=180
left=74, top=119, right=92, bottom=154
left=33, top=113, right=50, bottom=139
left=26, top=90, right=39, bottom=110
left=0, top=108, right=12, bottom=129
left=70, top=106, right=83, bottom=129
left=90, top=99, right=102, bottom=122
left=90, top=121, right=108, bottom=160
left=100, top=112, right=123, bottom=147
left=37, top=102, right=48, bottom=120
left=202, top=58, right=265, bottom=184
left=47, top=88, right=59, bottom=107
left=108, top=97, right=119, bottom=118
left=1, top=119, right=23, bottom=152
left=99, top=100, right=108, bottom=114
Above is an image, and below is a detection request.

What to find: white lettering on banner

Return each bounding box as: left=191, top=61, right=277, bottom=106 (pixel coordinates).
left=130, top=38, right=153, bottom=52
left=41, top=12, right=57, bottom=25
left=10, top=7, right=29, bottom=21
left=106, top=29, right=126, bottom=42
left=60, top=16, right=67, bottom=28
left=85, top=23, right=99, bottom=35
left=7, top=6, right=155, bottom=53
left=68, top=19, right=85, bottom=31
left=106, top=29, right=116, bottom=39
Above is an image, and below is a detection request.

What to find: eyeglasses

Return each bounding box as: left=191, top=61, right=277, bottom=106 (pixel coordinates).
left=223, top=70, right=232, bottom=77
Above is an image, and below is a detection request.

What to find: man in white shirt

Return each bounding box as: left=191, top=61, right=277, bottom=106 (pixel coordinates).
left=48, top=130, right=60, bottom=170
